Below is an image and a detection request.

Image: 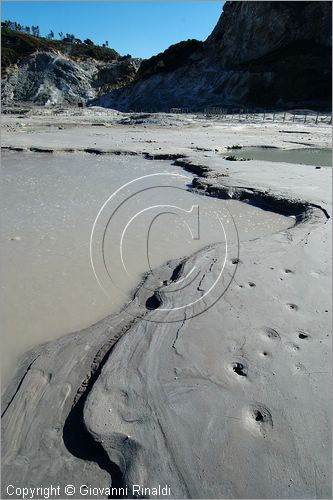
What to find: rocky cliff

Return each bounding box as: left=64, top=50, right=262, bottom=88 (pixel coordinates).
left=92, top=1, right=332, bottom=111
left=1, top=29, right=141, bottom=106
left=207, top=1, right=331, bottom=67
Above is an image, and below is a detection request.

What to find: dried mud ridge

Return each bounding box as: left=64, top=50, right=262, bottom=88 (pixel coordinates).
left=62, top=317, right=141, bottom=499
left=2, top=304, right=150, bottom=498
left=1, top=356, right=39, bottom=419
left=176, top=156, right=330, bottom=224
left=1, top=254, right=189, bottom=499
left=2, top=145, right=187, bottom=160
left=190, top=176, right=330, bottom=223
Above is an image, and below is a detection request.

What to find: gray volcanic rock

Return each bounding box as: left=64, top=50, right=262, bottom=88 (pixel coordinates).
left=1, top=51, right=140, bottom=105
left=2, top=52, right=95, bottom=105
left=91, top=1, right=332, bottom=111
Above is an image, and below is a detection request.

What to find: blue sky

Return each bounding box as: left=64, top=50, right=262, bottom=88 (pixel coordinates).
left=1, top=2, right=224, bottom=58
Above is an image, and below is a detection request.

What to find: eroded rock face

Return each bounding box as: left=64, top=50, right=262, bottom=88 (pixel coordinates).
left=207, top=1, right=332, bottom=67
left=92, top=1, right=332, bottom=111
left=1, top=51, right=140, bottom=106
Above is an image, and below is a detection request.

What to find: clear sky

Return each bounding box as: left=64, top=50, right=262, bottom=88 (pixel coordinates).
left=1, top=1, right=224, bottom=58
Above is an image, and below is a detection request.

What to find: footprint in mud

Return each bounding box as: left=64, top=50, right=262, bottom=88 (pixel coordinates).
left=248, top=282, right=256, bottom=288
left=263, top=327, right=281, bottom=341
left=245, top=403, right=273, bottom=437
left=285, top=269, right=294, bottom=274
left=287, top=303, right=299, bottom=311
left=231, top=258, right=240, bottom=265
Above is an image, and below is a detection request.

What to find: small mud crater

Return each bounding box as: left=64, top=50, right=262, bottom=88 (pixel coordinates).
left=247, top=403, right=273, bottom=437
left=170, top=262, right=184, bottom=282
left=255, top=411, right=264, bottom=422
left=264, top=328, right=281, bottom=341
left=145, top=292, right=162, bottom=310
left=293, top=362, right=306, bottom=374
left=287, top=303, right=298, bottom=311
left=285, top=269, right=293, bottom=274
left=232, top=362, right=247, bottom=377
left=248, top=282, right=256, bottom=288
left=228, top=359, right=248, bottom=379
left=231, top=258, right=240, bottom=265
left=298, top=331, right=310, bottom=340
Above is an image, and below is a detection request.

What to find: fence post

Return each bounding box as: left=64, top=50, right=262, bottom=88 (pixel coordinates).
left=315, top=111, right=319, bottom=124
left=283, top=111, right=286, bottom=122
left=263, top=110, right=266, bottom=120
left=273, top=112, right=275, bottom=121
left=304, top=112, right=307, bottom=124
left=293, top=112, right=296, bottom=123
left=330, top=114, right=332, bottom=125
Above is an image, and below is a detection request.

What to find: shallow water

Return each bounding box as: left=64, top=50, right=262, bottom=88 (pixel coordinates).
left=1, top=151, right=294, bottom=383
left=229, top=147, right=331, bottom=166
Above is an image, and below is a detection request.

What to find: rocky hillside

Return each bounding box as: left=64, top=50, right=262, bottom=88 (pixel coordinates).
left=92, top=1, right=332, bottom=111
left=1, top=29, right=141, bottom=105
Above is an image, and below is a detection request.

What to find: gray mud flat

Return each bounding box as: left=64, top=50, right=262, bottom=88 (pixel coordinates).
left=1, top=150, right=293, bottom=383
left=2, top=189, right=331, bottom=499
left=1, top=111, right=332, bottom=499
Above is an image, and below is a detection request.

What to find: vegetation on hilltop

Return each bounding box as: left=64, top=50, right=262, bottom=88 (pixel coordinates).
left=1, top=25, right=120, bottom=71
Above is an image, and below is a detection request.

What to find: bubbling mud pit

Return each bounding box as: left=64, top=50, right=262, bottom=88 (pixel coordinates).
left=1, top=150, right=295, bottom=383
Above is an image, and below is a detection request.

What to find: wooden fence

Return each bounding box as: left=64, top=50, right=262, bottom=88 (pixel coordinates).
left=130, top=107, right=332, bottom=125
